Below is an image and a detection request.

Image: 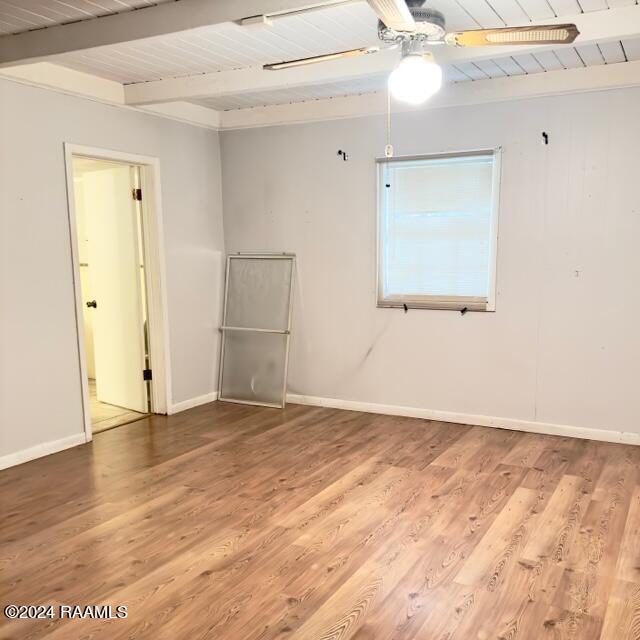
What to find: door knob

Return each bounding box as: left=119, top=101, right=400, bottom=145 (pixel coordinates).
left=86, top=300, right=97, bottom=308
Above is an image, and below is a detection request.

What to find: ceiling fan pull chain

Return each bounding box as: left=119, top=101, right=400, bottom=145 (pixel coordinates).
left=385, top=88, right=394, bottom=158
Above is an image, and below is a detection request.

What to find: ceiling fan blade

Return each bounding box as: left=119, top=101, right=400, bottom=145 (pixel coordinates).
left=366, top=0, right=416, bottom=32
left=445, top=24, right=579, bottom=47
left=264, top=46, right=380, bottom=70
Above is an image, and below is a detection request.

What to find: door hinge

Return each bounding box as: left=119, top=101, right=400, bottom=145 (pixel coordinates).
left=132, top=188, right=142, bottom=201
left=143, top=368, right=152, bottom=381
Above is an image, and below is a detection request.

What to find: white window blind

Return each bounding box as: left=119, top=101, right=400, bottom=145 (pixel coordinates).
left=377, top=150, right=500, bottom=311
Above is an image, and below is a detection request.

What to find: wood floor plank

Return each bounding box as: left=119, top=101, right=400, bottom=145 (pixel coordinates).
left=600, top=580, right=640, bottom=640
left=245, top=466, right=455, bottom=640
left=206, top=468, right=442, bottom=640
left=454, top=486, right=541, bottom=587
left=502, top=432, right=552, bottom=468
left=349, top=467, right=526, bottom=640
left=539, top=451, right=640, bottom=636
left=616, top=487, right=640, bottom=585
left=430, top=426, right=519, bottom=475
left=542, top=604, right=604, bottom=639
left=0, top=402, right=638, bottom=640
left=521, top=474, right=591, bottom=564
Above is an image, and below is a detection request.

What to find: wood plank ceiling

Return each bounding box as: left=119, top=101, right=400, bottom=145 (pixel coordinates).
left=0, top=0, right=174, bottom=36
left=185, top=35, right=640, bottom=111
left=53, top=3, right=380, bottom=83
left=1, top=0, right=639, bottom=112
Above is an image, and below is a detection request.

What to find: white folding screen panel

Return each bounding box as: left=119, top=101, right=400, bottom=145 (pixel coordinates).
left=218, top=254, right=295, bottom=408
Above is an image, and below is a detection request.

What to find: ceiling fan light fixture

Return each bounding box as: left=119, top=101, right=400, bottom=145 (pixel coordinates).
left=388, top=51, right=442, bottom=105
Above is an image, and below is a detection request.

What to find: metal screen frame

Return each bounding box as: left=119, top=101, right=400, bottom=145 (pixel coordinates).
left=217, top=253, right=295, bottom=408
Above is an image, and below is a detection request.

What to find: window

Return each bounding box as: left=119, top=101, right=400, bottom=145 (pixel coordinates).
left=377, top=149, right=501, bottom=312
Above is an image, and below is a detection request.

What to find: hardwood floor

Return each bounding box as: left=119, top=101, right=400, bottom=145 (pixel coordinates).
left=1, top=401, right=639, bottom=639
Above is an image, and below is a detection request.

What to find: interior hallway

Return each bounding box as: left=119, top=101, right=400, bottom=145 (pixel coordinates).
left=88, top=379, right=146, bottom=433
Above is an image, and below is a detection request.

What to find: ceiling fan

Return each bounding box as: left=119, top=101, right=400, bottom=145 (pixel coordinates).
left=263, top=0, right=579, bottom=104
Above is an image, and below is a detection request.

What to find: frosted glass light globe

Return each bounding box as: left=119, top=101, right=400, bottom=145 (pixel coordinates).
left=388, top=54, right=443, bottom=105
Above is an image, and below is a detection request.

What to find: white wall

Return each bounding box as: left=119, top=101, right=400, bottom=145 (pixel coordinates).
left=220, top=87, right=640, bottom=440
left=0, top=78, right=225, bottom=464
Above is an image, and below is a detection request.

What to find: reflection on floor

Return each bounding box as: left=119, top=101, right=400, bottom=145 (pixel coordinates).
left=89, top=379, right=147, bottom=433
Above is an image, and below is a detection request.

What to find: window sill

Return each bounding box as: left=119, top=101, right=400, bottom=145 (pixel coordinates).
left=377, top=297, right=494, bottom=312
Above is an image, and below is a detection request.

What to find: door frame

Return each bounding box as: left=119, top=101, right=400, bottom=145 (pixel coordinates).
left=64, top=143, right=172, bottom=441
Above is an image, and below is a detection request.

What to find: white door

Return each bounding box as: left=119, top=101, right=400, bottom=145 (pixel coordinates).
left=82, top=164, right=148, bottom=413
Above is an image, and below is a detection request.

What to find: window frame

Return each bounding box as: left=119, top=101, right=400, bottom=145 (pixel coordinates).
left=376, top=148, right=502, bottom=312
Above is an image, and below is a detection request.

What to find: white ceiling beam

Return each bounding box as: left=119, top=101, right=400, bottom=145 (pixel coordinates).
left=218, top=59, right=640, bottom=130
left=139, top=102, right=221, bottom=129
left=125, top=49, right=398, bottom=106
left=0, top=62, right=221, bottom=130
left=0, top=0, right=352, bottom=67
left=0, top=62, right=124, bottom=103
left=124, top=4, right=640, bottom=105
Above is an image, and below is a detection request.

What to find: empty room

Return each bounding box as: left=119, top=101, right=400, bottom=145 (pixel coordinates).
left=0, top=1, right=639, bottom=638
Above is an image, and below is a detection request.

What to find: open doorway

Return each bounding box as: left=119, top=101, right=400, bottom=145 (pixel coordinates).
left=73, top=158, right=149, bottom=432
left=65, top=145, right=170, bottom=439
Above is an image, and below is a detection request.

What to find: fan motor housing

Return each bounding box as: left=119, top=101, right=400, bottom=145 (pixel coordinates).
left=378, top=4, right=446, bottom=43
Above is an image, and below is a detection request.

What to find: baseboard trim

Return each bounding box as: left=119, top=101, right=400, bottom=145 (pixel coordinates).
left=0, top=433, right=87, bottom=471
left=168, top=392, right=218, bottom=415
left=286, top=394, right=640, bottom=445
